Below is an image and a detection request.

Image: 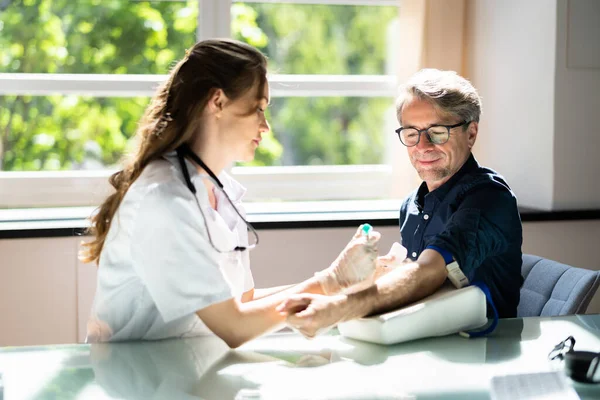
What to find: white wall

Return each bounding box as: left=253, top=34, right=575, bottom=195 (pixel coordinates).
left=553, top=0, right=600, bottom=209
left=464, top=0, right=557, bottom=210
left=2, top=221, right=600, bottom=346
left=465, top=0, right=600, bottom=211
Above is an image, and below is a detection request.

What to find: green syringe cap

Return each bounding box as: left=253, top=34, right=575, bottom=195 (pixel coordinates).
left=362, top=223, right=373, bottom=235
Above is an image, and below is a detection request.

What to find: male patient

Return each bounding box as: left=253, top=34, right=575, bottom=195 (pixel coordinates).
left=279, top=69, right=523, bottom=337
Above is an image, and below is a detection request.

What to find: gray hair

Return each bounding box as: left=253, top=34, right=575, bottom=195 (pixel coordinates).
left=396, top=69, right=482, bottom=124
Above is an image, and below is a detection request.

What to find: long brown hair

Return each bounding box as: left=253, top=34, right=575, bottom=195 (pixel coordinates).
left=80, top=39, right=268, bottom=264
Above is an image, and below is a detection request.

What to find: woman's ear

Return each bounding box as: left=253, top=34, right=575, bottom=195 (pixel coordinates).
left=207, top=89, right=227, bottom=117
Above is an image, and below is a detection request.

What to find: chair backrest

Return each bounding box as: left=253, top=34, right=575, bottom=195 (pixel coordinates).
left=518, top=254, right=600, bottom=317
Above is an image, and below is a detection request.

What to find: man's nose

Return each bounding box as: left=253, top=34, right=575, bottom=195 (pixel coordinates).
left=416, top=132, right=434, bottom=150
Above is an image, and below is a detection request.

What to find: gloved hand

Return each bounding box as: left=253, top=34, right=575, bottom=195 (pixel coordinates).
left=315, top=225, right=381, bottom=294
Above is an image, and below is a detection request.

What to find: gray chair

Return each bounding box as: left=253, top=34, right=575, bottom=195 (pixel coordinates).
left=518, top=254, right=600, bottom=317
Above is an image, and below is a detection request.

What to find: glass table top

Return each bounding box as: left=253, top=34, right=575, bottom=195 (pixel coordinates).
left=1, top=315, right=600, bottom=399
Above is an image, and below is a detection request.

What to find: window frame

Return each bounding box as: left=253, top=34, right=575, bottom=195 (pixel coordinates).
left=0, top=0, right=403, bottom=208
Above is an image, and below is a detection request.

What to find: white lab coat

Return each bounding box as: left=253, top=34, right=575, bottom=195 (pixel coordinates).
left=87, top=152, right=254, bottom=342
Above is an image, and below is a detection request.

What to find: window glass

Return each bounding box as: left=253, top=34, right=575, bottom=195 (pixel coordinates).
left=0, top=95, right=394, bottom=171
left=0, top=0, right=198, bottom=74
left=232, top=2, right=398, bottom=75
left=0, top=95, right=148, bottom=171
left=244, top=96, right=394, bottom=167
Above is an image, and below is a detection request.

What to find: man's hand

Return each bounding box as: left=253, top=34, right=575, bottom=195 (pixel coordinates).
left=276, top=293, right=351, bottom=339
left=373, top=242, right=410, bottom=279
left=314, top=225, right=381, bottom=294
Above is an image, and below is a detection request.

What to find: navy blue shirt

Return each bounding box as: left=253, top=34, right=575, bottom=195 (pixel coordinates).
left=399, top=153, right=523, bottom=318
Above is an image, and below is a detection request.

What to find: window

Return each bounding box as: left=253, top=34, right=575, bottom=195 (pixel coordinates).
left=0, top=0, right=402, bottom=208
left=0, top=95, right=148, bottom=171
left=233, top=2, right=397, bottom=75
left=0, top=1, right=198, bottom=75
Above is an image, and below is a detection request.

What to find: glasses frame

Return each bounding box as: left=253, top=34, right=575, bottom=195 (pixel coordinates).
left=548, top=335, right=576, bottom=361
left=548, top=336, right=600, bottom=383
left=395, top=120, right=470, bottom=147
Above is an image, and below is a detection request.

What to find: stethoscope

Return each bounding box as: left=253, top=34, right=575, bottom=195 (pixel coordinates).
left=175, top=144, right=259, bottom=253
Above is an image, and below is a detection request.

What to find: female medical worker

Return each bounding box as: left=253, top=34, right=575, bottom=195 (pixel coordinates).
left=80, top=39, right=382, bottom=347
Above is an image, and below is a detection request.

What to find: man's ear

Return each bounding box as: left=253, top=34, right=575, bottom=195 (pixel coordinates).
left=206, top=88, right=227, bottom=117
left=467, top=121, right=478, bottom=148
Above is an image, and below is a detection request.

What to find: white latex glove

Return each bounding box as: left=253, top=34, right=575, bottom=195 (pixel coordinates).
left=315, top=225, right=381, bottom=294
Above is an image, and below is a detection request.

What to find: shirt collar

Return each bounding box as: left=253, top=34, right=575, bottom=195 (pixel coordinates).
left=214, top=170, right=247, bottom=203
left=163, top=151, right=247, bottom=203
left=414, top=153, right=479, bottom=209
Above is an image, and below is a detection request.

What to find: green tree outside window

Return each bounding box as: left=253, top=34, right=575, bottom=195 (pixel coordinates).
left=0, top=1, right=397, bottom=171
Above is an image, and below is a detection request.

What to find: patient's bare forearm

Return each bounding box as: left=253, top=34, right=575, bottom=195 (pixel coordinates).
left=345, top=249, right=448, bottom=319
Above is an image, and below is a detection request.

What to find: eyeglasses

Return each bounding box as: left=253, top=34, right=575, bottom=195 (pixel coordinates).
left=548, top=336, right=600, bottom=383
left=549, top=336, right=576, bottom=361
left=395, top=121, right=470, bottom=147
